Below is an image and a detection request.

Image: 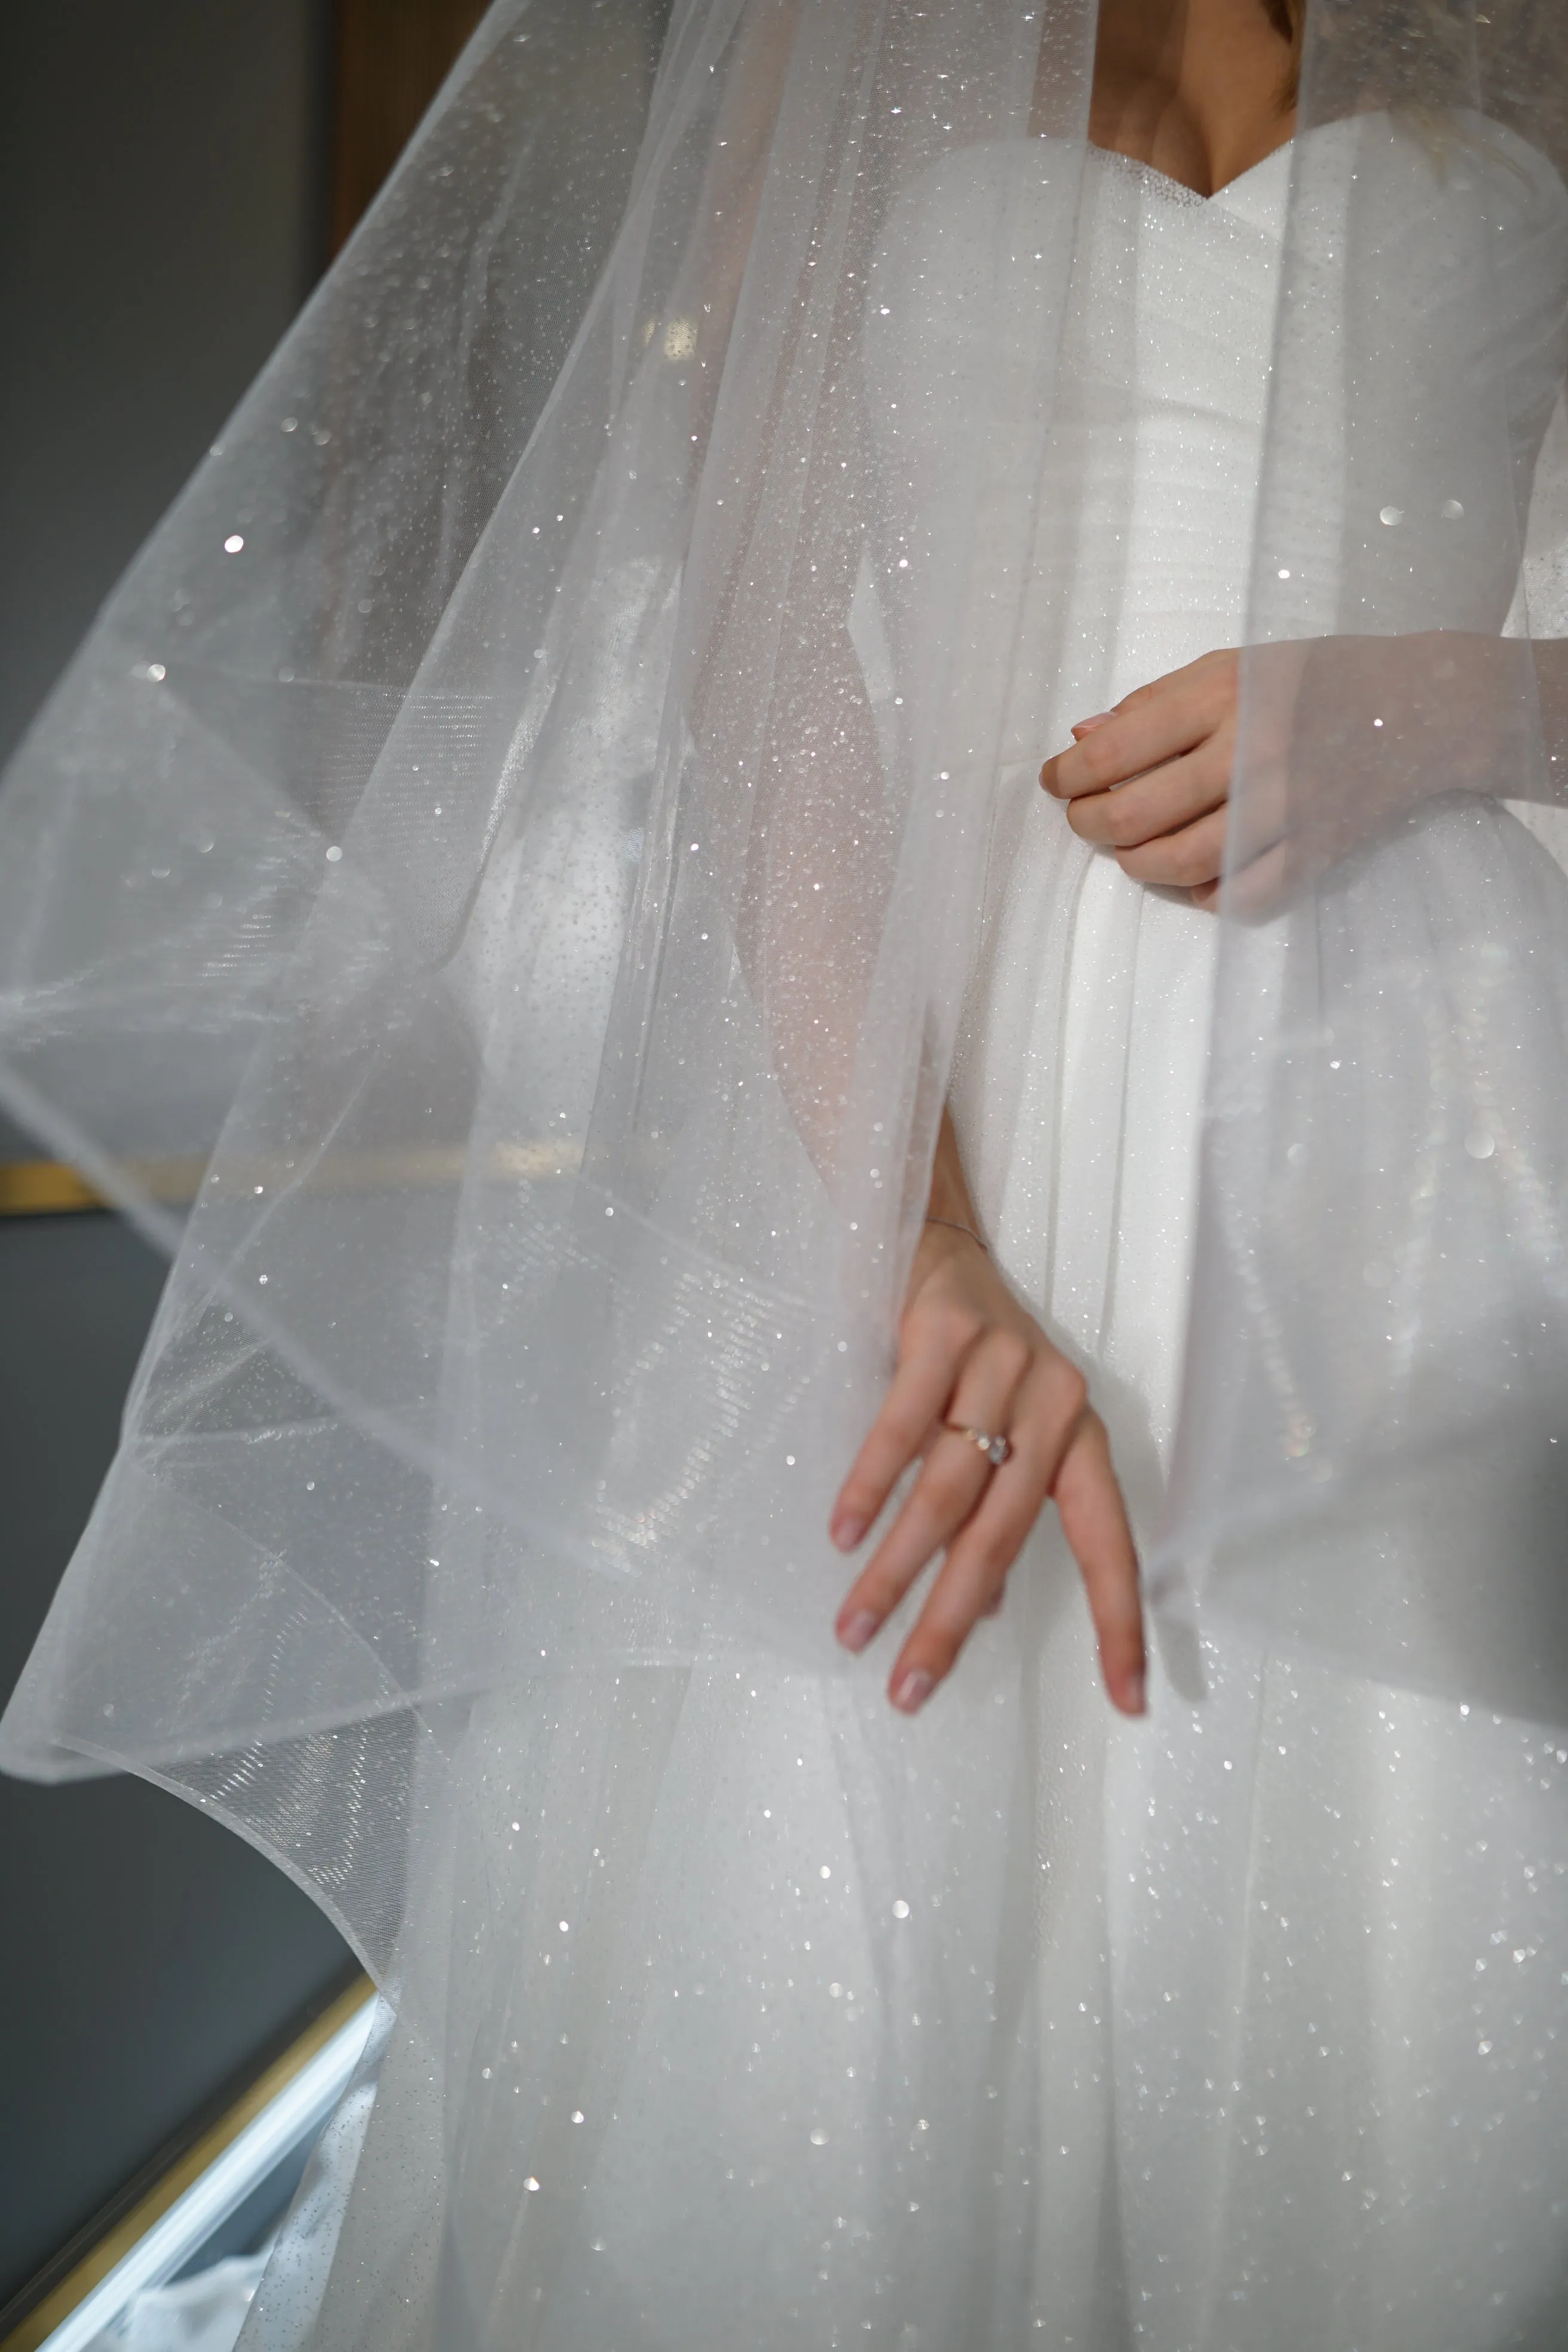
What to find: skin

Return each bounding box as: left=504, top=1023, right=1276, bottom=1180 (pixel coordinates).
left=831, top=0, right=1300, bottom=1717
left=1055, top=635, right=1568, bottom=917
left=1082, top=0, right=1297, bottom=196
left=1048, top=647, right=1242, bottom=910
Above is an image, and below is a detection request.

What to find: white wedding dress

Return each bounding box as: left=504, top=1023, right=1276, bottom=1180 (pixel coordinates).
left=243, top=134, right=1568, bottom=2352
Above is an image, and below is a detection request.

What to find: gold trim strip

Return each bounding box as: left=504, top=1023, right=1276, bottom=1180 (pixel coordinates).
left=0, top=1141, right=584, bottom=1217
left=0, top=1162, right=108, bottom=1215
left=0, top=1974, right=375, bottom=2352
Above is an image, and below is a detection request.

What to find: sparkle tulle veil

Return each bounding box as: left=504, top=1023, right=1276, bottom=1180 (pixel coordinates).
left=1171, top=2, right=1568, bottom=1725
left=0, top=0, right=1117, bottom=1962
left=4, top=0, right=1568, bottom=2338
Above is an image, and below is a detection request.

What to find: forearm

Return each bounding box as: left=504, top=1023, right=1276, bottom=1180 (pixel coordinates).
left=925, top=1105, right=982, bottom=1238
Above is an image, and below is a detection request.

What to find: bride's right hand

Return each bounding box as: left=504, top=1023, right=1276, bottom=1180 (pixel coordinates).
left=829, top=1217, right=1146, bottom=1719
left=1039, top=647, right=1240, bottom=908
left=1041, top=634, right=1549, bottom=915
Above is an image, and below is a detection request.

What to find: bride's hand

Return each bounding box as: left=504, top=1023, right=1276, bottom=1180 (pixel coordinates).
left=829, top=1217, right=1146, bottom=1719
left=1038, top=647, right=1239, bottom=909
left=1041, top=633, right=1545, bottom=915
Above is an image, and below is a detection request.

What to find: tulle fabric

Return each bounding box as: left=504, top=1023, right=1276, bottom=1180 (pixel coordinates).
left=0, top=0, right=1105, bottom=1952
left=1172, top=55, right=1568, bottom=1725
left=4, top=0, right=1568, bottom=2342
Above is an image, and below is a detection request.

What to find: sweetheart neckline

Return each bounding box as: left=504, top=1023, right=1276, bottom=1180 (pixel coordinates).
left=1086, top=135, right=1294, bottom=208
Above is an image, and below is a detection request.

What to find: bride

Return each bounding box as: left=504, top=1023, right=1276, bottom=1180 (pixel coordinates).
left=3, top=0, right=1567, bottom=2344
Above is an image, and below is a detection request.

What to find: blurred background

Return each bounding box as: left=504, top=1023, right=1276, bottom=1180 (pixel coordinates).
left=0, top=4, right=489, bottom=2338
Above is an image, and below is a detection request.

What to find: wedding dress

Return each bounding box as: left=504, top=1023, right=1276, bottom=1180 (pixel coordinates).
left=223, top=123, right=1568, bottom=2352
left=5, top=4, right=1568, bottom=2345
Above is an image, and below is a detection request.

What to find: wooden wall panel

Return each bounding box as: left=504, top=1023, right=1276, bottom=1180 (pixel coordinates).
left=330, top=0, right=490, bottom=251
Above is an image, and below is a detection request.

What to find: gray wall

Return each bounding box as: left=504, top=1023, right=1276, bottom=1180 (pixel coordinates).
left=0, top=1, right=329, bottom=764
left=0, top=4, right=354, bottom=2319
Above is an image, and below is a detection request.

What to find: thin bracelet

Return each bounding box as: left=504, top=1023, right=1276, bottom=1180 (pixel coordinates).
left=925, top=1213, right=988, bottom=1252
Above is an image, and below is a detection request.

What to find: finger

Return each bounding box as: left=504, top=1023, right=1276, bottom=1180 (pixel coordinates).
left=877, top=1348, right=1088, bottom=1704
left=887, top=1496, right=1043, bottom=1709
left=831, top=1334, right=973, bottom=1552
left=1224, top=833, right=1312, bottom=921
left=836, top=1330, right=1030, bottom=1649
left=841, top=1438, right=994, bottom=1661
left=885, top=1429, right=1059, bottom=1707
left=1114, top=806, right=1229, bottom=890
left=1189, top=761, right=1292, bottom=912
left=1226, top=762, right=1290, bottom=869
left=1065, top=741, right=1230, bottom=850
left=1052, top=1410, right=1144, bottom=1714
left=1040, top=662, right=1232, bottom=801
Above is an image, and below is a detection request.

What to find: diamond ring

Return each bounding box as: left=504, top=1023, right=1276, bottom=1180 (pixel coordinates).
left=942, top=1422, right=1012, bottom=1468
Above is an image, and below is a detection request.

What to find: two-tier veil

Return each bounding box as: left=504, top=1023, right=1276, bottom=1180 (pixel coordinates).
left=2, top=0, right=1568, bottom=2342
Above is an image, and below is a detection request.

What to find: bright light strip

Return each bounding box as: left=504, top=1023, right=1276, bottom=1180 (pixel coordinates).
left=40, top=1996, right=378, bottom=2352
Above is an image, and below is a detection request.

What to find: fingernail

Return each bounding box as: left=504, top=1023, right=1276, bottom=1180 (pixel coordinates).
left=1071, top=711, right=1114, bottom=735
left=831, top=1514, right=866, bottom=1552
left=1125, top=1670, right=1147, bottom=1716
left=982, top=1591, right=1003, bottom=1618
left=838, top=1609, right=880, bottom=1654
left=892, top=1667, right=935, bottom=1715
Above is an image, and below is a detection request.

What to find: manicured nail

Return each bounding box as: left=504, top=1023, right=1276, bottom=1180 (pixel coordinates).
left=892, top=1667, right=935, bottom=1715
left=982, top=1591, right=1003, bottom=1618
left=831, top=1513, right=866, bottom=1552
left=1124, top=1670, right=1147, bottom=1716
left=1071, top=711, right=1114, bottom=736
left=838, top=1609, right=880, bottom=1654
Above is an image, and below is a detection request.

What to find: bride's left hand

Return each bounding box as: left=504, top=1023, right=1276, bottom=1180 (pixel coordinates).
left=1038, top=646, right=1239, bottom=909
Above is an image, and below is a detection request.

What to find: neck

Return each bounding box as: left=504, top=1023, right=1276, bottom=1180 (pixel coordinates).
left=1087, top=0, right=1296, bottom=196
